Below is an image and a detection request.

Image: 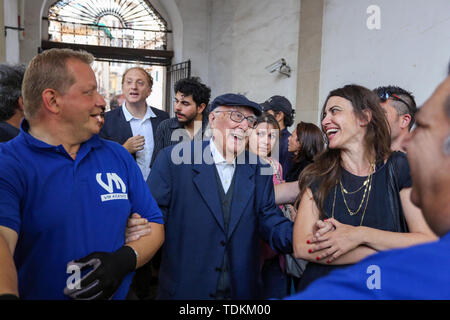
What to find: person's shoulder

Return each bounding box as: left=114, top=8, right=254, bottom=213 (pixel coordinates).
left=0, top=122, right=20, bottom=142
left=102, top=108, right=124, bottom=132
left=0, top=136, right=28, bottom=174
left=388, top=150, right=408, bottom=163
left=104, top=106, right=124, bottom=119
left=164, top=139, right=207, bottom=157
left=157, top=117, right=178, bottom=131
left=150, top=106, right=169, bottom=119
left=384, top=151, right=409, bottom=171
left=385, top=150, right=411, bottom=182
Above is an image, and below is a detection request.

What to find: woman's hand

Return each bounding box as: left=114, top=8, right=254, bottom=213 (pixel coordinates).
left=125, top=213, right=152, bottom=243
left=306, top=218, right=363, bottom=263
left=310, top=219, right=335, bottom=241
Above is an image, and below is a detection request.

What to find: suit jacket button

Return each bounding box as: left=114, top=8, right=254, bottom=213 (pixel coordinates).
left=220, top=240, right=226, bottom=246
left=209, top=293, right=216, bottom=298
left=215, top=267, right=221, bottom=272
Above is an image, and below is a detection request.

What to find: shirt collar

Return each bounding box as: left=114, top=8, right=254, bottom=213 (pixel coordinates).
left=209, top=138, right=235, bottom=166
left=20, top=119, right=102, bottom=153
left=122, top=103, right=156, bottom=122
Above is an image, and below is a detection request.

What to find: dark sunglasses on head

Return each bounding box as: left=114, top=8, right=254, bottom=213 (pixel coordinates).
left=378, top=91, right=412, bottom=113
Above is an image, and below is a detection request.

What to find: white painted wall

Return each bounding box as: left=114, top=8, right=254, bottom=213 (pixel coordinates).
left=174, top=0, right=210, bottom=83
left=19, top=0, right=45, bottom=63
left=319, top=0, right=450, bottom=122
left=208, top=0, right=300, bottom=105
left=19, top=0, right=450, bottom=121
left=4, top=0, right=20, bottom=63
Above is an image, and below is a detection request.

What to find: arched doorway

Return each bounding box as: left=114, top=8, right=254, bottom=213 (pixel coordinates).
left=40, top=0, right=175, bottom=111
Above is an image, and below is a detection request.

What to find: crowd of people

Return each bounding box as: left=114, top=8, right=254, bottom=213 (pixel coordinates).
left=0, top=47, right=449, bottom=300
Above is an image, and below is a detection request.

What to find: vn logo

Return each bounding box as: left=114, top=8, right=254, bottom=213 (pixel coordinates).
left=96, top=173, right=128, bottom=202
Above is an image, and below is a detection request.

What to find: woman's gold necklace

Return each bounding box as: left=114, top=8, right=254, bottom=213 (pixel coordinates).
left=331, top=163, right=375, bottom=226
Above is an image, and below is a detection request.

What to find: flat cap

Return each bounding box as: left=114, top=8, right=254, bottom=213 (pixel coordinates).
left=210, top=93, right=262, bottom=116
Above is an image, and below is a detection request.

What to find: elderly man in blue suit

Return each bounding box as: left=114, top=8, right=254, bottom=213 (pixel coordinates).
left=148, top=93, right=293, bottom=299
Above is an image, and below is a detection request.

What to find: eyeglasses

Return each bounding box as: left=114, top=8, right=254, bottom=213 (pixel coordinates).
left=214, top=110, right=258, bottom=128
left=378, top=91, right=412, bottom=115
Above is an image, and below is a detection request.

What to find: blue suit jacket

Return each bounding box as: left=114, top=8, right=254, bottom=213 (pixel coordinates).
left=99, top=106, right=169, bottom=161
left=148, top=140, right=293, bottom=299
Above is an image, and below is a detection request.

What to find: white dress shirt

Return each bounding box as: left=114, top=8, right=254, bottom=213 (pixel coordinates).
left=209, top=138, right=236, bottom=193
left=122, top=104, right=156, bottom=180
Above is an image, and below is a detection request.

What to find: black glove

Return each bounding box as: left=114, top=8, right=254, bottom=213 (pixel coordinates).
left=0, top=294, right=19, bottom=300
left=63, top=246, right=137, bottom=300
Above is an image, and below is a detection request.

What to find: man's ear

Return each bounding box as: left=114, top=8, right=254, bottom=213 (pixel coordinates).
left=444, top=134, right=450, bottom=156
left=197, top=103, right=207, bottom=114
left=208, top=111, right=215, bottom=128
left=17, top=96, right=24, bottom=113
left=400, top=114, right=412, bottom=130
left=41, top=88, right=60, bottom=114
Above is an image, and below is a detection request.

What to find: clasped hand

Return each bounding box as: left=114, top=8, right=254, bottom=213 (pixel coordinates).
left=306, top=218, right=361, bottom=263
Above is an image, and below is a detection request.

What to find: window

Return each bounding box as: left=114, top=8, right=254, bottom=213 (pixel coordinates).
left=47, top=0, right=169, bottom=50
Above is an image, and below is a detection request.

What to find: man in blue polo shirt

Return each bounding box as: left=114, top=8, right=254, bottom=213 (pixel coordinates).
left=0, top=48, right=164, bottom=300
left=286, top=61, right=450, bottom=300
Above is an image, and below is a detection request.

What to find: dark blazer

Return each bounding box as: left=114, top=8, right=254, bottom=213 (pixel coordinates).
left=148, top=140, right=293, bottom=299
left=99, top=106, right=169, bottom=160
left=150, top=115, right=210, bottom=166
left=0, top=122, right=20, bottom=142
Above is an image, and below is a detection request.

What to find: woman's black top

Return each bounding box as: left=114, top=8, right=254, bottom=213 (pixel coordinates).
left=296, top=151, right=412, bottom=292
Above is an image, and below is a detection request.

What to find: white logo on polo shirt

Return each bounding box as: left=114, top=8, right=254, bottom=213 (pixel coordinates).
left=96, top=173, right=128, bottom=202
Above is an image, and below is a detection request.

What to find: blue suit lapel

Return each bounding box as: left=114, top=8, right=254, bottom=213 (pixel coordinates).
left=117, top=108, right=133, bottom=143
left=227, top=153, right=255, bottom=238
left=192, top=142, right=225, bottom=233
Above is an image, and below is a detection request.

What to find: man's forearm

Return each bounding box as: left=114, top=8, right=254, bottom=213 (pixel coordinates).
left=125, top=222, right=164, bottom=269
left=274, top=181, right=299, bottom=205
left=0, top=235, right=18, bottom=296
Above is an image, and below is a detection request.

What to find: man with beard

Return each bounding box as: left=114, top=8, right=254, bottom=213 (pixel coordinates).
left=150, top=77, right=211, bottom=166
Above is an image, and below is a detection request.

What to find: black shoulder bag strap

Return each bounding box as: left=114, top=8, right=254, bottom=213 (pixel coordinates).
left=386, top=157, right=409, bottom=233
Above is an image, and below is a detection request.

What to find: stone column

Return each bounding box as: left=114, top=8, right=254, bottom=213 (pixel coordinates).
left=295, top=0, right=324, bottom=125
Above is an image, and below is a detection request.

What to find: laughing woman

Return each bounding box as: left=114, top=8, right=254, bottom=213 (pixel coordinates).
left=293, top=84, right=437, bottom=292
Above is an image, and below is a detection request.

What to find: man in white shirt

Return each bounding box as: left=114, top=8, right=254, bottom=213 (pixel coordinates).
left=100, top=67, right=169, bottom=180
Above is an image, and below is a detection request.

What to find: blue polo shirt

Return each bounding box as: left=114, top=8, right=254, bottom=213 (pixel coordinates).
left=0, top=121, right=164, bottom=300
left=286, top=233, right=450, bottom=300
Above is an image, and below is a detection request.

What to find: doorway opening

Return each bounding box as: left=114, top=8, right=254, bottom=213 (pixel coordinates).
left=42, top=0, right=173, bottom=111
